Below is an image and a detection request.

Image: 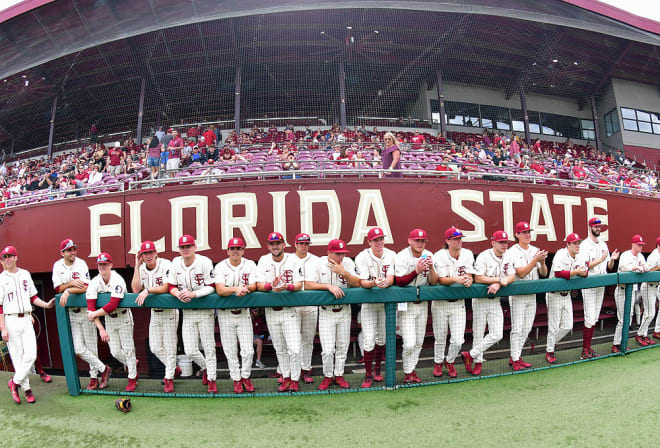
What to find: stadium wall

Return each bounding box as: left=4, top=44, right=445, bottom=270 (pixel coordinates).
left=596, top=80, right=624, bottom=153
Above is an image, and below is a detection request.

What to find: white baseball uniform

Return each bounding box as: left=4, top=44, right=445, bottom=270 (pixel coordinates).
left=138, top=258, right=178, bottom=379
left=576, top=237, right=610, bottom=328
left=432, top=248, right=475, bottom=364
left=646, top=249, right=660, bottom=334
left=256, top=253, right=303, bottom=382
left=306, top=256, right=357, bottom=378
left=0, top=268, right=39, bottom=390
left=546, top=248, right=578, bottom=353
left=214, top=258, right=256, bottom=381
left=395, top=247, right=433, bottom=375
left=52, top=257, right=105, bottom=378
left=87, top=270, right=137, bottom=380
left=613, top=250, right=647, bottom=344
left=471, top=248, right=514, bottom=363
left=295, top=253, right=320, bottom=372
left=505, top=243, right=544, bottom=361
left=171, top=254, right=217, bottom=381
left=355, top=247, right=396, bottom=352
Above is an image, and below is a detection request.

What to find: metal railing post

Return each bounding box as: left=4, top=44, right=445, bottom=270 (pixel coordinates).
left=55, top=301, right=81, bottom=396
left=621, top=283, right=634, bottom=353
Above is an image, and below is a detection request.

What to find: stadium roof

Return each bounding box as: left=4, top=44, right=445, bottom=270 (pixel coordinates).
left=0, top=0, right=659, bottom=153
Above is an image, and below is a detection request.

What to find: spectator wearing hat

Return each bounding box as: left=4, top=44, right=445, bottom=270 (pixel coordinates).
left=293, top=233, right=319, bottom=384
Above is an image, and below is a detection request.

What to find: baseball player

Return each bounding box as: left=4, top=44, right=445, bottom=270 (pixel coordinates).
left=131, top=240, right=179, bottom=393
left=256, top=232, right=303, bottom=392
left=576, top=217, right=619, bottom=358
left=0, top=246, right=55, bottom=404
left=646, top=237, right=660, bottom=340
left=86, top=253, right=139, bottom=392
left=305, top=239, right=360, bottom=390
left=355, top=227, right=395, bottom=388
left=433, top=227, right=474, bottom=378
left=546, top=233, right=588, bottom=363
left=293, top=233, right=319, bottom=384
left=505, top=221, right=548, bottom=371
left=54, top=238, right=111, bottom=390
left=169, top=235, right=217, bottom=393
left=215, top=237, right=257, bottom=394
left=612, top=235, right=649, bottom=352
left=395, top=229, right=438, bottom=384
left=462, top=230, right=516, bottom=376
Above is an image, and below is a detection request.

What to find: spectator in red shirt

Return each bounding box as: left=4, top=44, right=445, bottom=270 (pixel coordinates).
left=187, top=126, right=200, bottom=142
left=203, top=127, right=216, bottom=147
left=572, top=160, right=587, bottom=181
left=220, top=146, right=236, bottom=162
left=166, top=130, right=184, bottom=176
left=410, top=132, right=425, bottom=150
left=108, top=144, right=124, bottom=176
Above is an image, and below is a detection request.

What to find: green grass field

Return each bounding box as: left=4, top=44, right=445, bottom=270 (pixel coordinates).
left=2, top=348, right=660, bottom=447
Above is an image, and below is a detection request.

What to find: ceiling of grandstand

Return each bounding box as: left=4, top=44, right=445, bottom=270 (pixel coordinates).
left=0, top=0, right=659, bottom=153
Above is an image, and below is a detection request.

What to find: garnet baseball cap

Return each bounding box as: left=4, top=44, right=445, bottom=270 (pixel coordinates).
left=295, top=233, right=311, bottom=243
left=60, top=238, right=77, bottom=251
left=445, top=227, right=463, bottom=240
left=656, top=236, right=660, bottom=246
left=566, top=233, right=582, bottom=243
left=96, top=252, right=112, bottom=264
left=588, top=218, right=603, bottom=227
left=328, top=239, right=350, bottom=253
left=409, top=229, right=428, bottom=240
left=367, top=227, right=386, bottom=241
left=491, top=230, right=509, bottom=242
left=178, top=235, right=195, bottom=247
left=227, top=237, right=246, bottom=249
left=139, top=241, right=157, bottom=254
left=632, top=234, right=646, bottom=245
left=267, top=232, right=284, bottom=243
left=0, top=246, right=17, bottom=257
left=515, top=222, right=532, bottom=233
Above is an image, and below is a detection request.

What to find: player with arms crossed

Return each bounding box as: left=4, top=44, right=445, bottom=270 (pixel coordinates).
left=0, top=246, right=54, bottom=404
left=169, top=235, right=217, bottom=393
left=131, top=240, right=179, bottom=393
left=256, top=232, right=303, bottom=392
left=576, top=218, right=619, bottom=358
left=305, top=239, right=360, bottom=390
left=433, top=227, right=474, bottom=378
left=215, top=237, right=257, bottom=394
left=355, top=227, right=395, bottom=388
left=293, top=233, right=319, bottom=384
left=54, top=238, right=111, bottom=390
left=462, top=230, right=516, bottom=376
left=506, top=222, right=548, bottom=371
left=86, top=253, right=139, bottom=392
left=395, top=229, right=438, bottom=384
left=546, top=233, right=588, bottom=363
left=646, top=237, right=660, bottom=340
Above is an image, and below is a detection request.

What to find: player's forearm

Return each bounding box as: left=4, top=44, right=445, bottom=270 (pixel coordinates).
left=130, top=270, right=142, bottom=293
left=194, top=286, right=214, bottom=298
left=344, top=275, right=360, bottom=288
left=147, top=284, right=169, bottom=295
left=437, top=276, right=460, bottom=286
left=303, top=281, right=328, bottom=291
left=360, top=279, right=376, bottom=289
left=32, top=298, right=50, bottom=309
left=475, top=275, right=501, bottom=285
left=215, top=284, right=237, bottom=296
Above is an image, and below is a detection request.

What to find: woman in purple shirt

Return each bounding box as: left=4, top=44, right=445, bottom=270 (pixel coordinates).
left=382, top=132, right=401, bottom=177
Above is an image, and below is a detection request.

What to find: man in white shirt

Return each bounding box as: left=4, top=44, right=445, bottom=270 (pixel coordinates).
left=305, top=239, right=360, bottom=390
left=462, top=230, right=516, bottom=376
left=215, top=237, right=257, bottom=394
left=433, top=227, right=475, bottom=378
left=293, top=233, right=319, bottom=384
left=131, top=240, right=179, bottom=393
left=354, top=227, right=396, bottom=388
left=0, top=246, right=55, bottom=404
left=646, top=237, right=660, bottom=340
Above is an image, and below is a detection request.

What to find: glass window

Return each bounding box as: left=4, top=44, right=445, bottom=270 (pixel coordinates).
left=604, top=109, right=620, bottom=137
left=637, top=110, right=651, bottom=122
left=528, top=111, right=540, bottom=134
left=653, top=124, right=660, bottom=134
left=582, top=130, right=595, bottom=140
left=480, top=105, right=511, bottom=131
left=623, top=119, right=638, bottom=131
left=638, top=121, right=652, bottom=133
left=581, top=119, right=594, bottom=130
left=540, top=112, right=580, bottom=139
left=444, top=101, right=480, bottom=127
left=651, top=112, right=660, bottom=124
left=511, top=109, right=525, bottom=132
left=621, top=108, right=636, bottom=120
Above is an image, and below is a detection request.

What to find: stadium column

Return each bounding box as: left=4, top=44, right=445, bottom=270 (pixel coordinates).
left=519, top=83, right=531, bottom=147
left=384, top=302, right=397, bottom=389
left=339, top=62, right=347, bottom=131
left=621, top=283, right=634, bottom=353
left=234, top=66, right=241, bottom=137
left=435, top=71, right=447, bottom=136
left=136, top=78, right=146, bottom=146
left=47, top=96, right=57, bottom=160
left=590, top=96, right=601, bottom=153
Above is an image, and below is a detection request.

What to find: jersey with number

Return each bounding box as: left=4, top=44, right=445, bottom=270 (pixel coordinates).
left=295, top=253, right=320, bottom=289
left=306, top=256, right=357, bottom=289
left=138, top=258, right=173, bottom=289
left=214, top=258, right=257, bottom=287
left=86, top=271, right=126, bottom=308
left=51, top=257, right=90, bottom=291
left=645, top=249, right=660, bottom=270
left=474, top=248, right=514, bottom=278
left=433, top=248, right=476, bottom=278
left=355, top=248, right=396, bottom=281
left=617, top=250, right=646, bottom=272
left=171, top=254, right=215, bottom=291
left=576, top=238, right=610, bottom=275
left=505, top=244, right=543, bottom=281
left=549, top=247, right=579, bottom=279
left=255, top=253, right=303, bottom=285
left=0, top=268, right=38, bottom=315
left=394, top=247, right=434, bottom=286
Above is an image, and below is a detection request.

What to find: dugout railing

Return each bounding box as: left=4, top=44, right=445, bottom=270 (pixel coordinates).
left=55, top=271, right=660, bottom=398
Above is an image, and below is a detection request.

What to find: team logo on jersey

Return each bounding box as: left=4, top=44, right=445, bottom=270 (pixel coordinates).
left=503, top=263, right=510, bottom=274
left=338, top=274, right=347, bottom=285
left=85, top=272, right=90, bottom=280
left=281, top=270, right=293, bottom=283
left=458, top=266, right=467, bottom=276
left=115, top=285, right=123, bottom=294
left=241, top=273, right=250, bottom=286
left=155, top=277, right=163, bottom=286
left=194, top=273, right=205, bottom=286
left=382, top=265, right=390, bottom=277
left=23, top=280, right=28, bottom=291
left=72, top=272, right=80, bottom=280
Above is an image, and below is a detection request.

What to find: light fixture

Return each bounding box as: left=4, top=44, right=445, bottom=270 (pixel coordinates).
left=532, top=62, right=537, bottom=66
left=25, top=80, right=29, bottom=87
left=552, top=59, right=558, bottom=63
left=346, top=26, right=352, bottom=30
left=320, top=31, right=325, bottom=35
left=550, top=84, right=555, bottom=88
left=374, top=30, right=379, bottom=34
left=573, top=61, right=579, bottom=66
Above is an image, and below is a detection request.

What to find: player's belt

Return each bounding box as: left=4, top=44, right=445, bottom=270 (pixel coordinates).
left=321, top=306, right=345, bottom=312
left=15, top=312, right=30, bottom=317
left=650, top=283, right=658, bottom=287
left=447, top=299, right=458, bottom=303
left=559, top=292, right=569, bottom=297
left=108, top=310, right=128, bottom=318
left=71, top=308, right=82, bottom=313
left=271, top=307, right=283, bottom=311
left=230, top=309, right=242, bottom=315
left=153, top=309, right=164, bottom=313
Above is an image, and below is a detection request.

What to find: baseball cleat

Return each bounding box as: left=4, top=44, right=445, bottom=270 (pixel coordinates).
left=8, top=380, right=20, bottom=404
left=278, top=377, right=291, bottom=392
left=163, top=379, right=174, bottom=393
left=645, top=337, right=655, bottom=345
left=335, top=376, right=350, bottom=389
left=445, top=361, right=457, bottom=378
left=519, top=358, right=532, bottom=368
left=545, top=352, right=557, bottom=364
left=207, top=380, right=217, bottom=394
left=302, top=370, right=314, bottom=384
left=125, top=378, right=137, bottom=392
left=242, top=378, right=255, bottom=392
left=432, top=362, right=443, bottom=377
left=361, top=376, right=373, bottom=388
left=99, top=365, right=112, bottom=389
left=318, top=377, right=333, bottom=390
left=410, top=371, right=422, bottom=383
left=373, top=369, right=383, bottom=382
left=86, top=378, right=99, bottom=390
left=461, top=351, right=473, bottom=373
left=288, top=380, right=299, bottom=392
left=403, top=373, right=412, bottom=384
left=580, top=349, right=591, bottom=360
left=201, top=369, right=209, bottom=385
left=233, top=380, right=244, bottom=394
left=255, top=360, right=266, bottom=369
left=636, top=335, right=648, bottom=346
left=39, top=371, right=52, bottom=383
left=356, top=357, right=364, bottom=364
left=472, top=363, right=482, bottom=376
left=277, top=374, right=284, bottom=384
left=588, top=348, right=597, bottom=358
left=511, top=360, right=522, bottom=372
left=611, top=345, right=621, bottom=353
left=174, top=366, right=182, bottom=377
left=24, top=389, right=35, bottom=404
left=653, top=332, right=660, bottom=339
